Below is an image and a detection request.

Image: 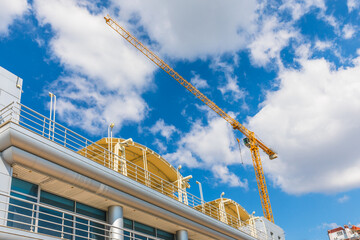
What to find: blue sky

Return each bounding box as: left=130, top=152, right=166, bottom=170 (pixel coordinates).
left=1, top=0, right=360, bottom=239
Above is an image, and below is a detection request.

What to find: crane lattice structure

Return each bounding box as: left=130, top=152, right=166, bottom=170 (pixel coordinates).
left=104, top=15, right=277, bottom=223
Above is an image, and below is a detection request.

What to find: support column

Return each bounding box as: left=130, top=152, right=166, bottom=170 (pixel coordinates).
left=176, top=229, right=188, bottom=240
left=108, top=205, right=123, bottom=240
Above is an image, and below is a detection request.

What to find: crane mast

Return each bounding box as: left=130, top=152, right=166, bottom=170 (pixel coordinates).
left=105, top=15, right=277, bottom=223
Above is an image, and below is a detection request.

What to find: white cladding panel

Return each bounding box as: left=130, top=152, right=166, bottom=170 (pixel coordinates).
left=0, top=66, right=23, bottom=109
left=255, top=217, right=285, bottom=240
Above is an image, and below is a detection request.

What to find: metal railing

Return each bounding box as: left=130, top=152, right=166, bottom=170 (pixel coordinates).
left=0, top=102, right=266, bottom=239
left=0, top=192, right=163, bottom=240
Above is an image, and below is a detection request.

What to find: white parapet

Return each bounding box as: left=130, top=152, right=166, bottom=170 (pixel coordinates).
left=0, top=66, right=23, bottom=108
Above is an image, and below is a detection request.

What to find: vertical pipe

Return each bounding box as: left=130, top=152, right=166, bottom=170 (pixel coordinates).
left=52, top=94, right=56, bottom=140
left=48, top=93, right=53, bottom=138
left=177, top=165, right=182, bottom=203
left=196, top=181, right=204, bottom=213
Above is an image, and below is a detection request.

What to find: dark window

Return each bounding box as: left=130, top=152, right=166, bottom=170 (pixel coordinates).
left=75, top=217, right=88, bottom=240
left=38, top=207, right=73, bottom=239
left=74, top=217, right=105, bottom=240
left=7, top=198, right=35, bottom=231
left=39, top=191, right=75, bottom=239
left=76, top=202, right=106, bottom=221
left=40, top=191, right=74, bottom=211
left=124, top=230, right=132, bottom=240
left=157, top=229, right=175, bottom=240
left=89, top=221, right=106, bottom=240
left=8, top=178, right=106, bottom=240
left=134, top=221, right=155, bottom=240
left=7, top=177, right=38, bottom=231
left=124, top=218, right=133, bottom=229
left=11, top=178, right=38, bottom=197
left=75, top=203, right=106, bottom=240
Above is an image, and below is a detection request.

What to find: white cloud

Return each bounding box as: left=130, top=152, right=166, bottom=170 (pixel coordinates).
left=111, top=0, right=258, bottom=59
left=0, top=0, right=28, bottom=35
left=210, top=56, right=246, bottom=102
left=149, top=119, right=178, bottom=140
left=337, top=195, right=349, bottom=203
left=164, top=115, right=248, bottom=188
left=153, top=138, right=167, bottom=153
left=343, top=24, right=356, bottom=39
left=280, top=0, right=326, bottom=21
left=318, top=222, right=339, bottom=230
left=347, top=0, right=360, bottom=12
left=320, top=14, right=341, bottom=35
left=33, top=0, right=156, bottom=133
left=164, top=149, right=201, bottom=169
left=314, top=40, right=332, bottom=51
left=212, top=165, right=248, bottom=188
left=295, top=44, right=312, bottom=59
left=190, top=72, right=209, bottom=89
left=218, top=76, right=246, bottom=102
left=52, top=76, right=147, bottom=135
left=248, top=16, right=298, bottom=67
left=248, top=56, right=360, bottom=194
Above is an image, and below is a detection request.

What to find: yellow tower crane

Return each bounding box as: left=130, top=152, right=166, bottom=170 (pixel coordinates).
left=104, top=15, right=277, bottom=223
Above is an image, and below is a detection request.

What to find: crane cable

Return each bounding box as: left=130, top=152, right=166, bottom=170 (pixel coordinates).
left=236, top=138, right=244, bottom=165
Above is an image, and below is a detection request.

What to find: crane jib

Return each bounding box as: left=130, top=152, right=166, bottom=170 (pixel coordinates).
left=105, top=15, right=277, bottom=223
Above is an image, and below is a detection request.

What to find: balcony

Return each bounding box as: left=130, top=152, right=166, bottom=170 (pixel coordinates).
left=0, top=102, right=266, bottom=240
left=0, top=191, right=166, bottom=240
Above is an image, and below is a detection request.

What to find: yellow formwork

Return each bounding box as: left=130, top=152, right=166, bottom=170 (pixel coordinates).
left=78, top=137, right=189, bottom=200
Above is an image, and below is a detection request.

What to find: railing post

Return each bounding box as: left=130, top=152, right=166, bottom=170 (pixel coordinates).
left=85, top=140, right=88, bottom=158
left=30, top=203, right=35, bottom=232
left=103, top=150, right=106, bottom=166
left=135, top=165, right=138, bottom=182
left=87, top=220, right=90, bottom=240
left=10, top=104, right=14, bottom=123
left=52, top=122, right=55, bottom=141
left=64, top=129, right=67, bottom=147
left=161, top=179, right=163, bottom=194
left=42, top=118, right=46, bottom=136
left=61, top=212, right=65, bottom=239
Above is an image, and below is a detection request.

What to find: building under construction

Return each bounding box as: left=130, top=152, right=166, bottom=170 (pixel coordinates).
left=0, top=63, right=285, bottom=238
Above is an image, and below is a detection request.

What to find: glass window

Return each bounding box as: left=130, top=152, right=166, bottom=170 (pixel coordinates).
left=76, top=202, right=106, bottom=221
left=90, top=221, right=105, bottom=240
left=7, top=198, right=35, bottom=231
left=8, top=178, right=38, bottom=231
left=134, top=221, right=156, bottom=236
left=11, top=177, right=38, bottom=199
left=124, top=230, right=132, bottom=240
left=75, top=217, right=88, bottom=240
left=157, top=229, right=175, bottom=240
left=74, top=217, right=105, bottom=240
left=124, top=218, right=133, bottom=229
left=40, top=191, right=74, bottom=211
left=38, top=207, right=73, bottom=239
